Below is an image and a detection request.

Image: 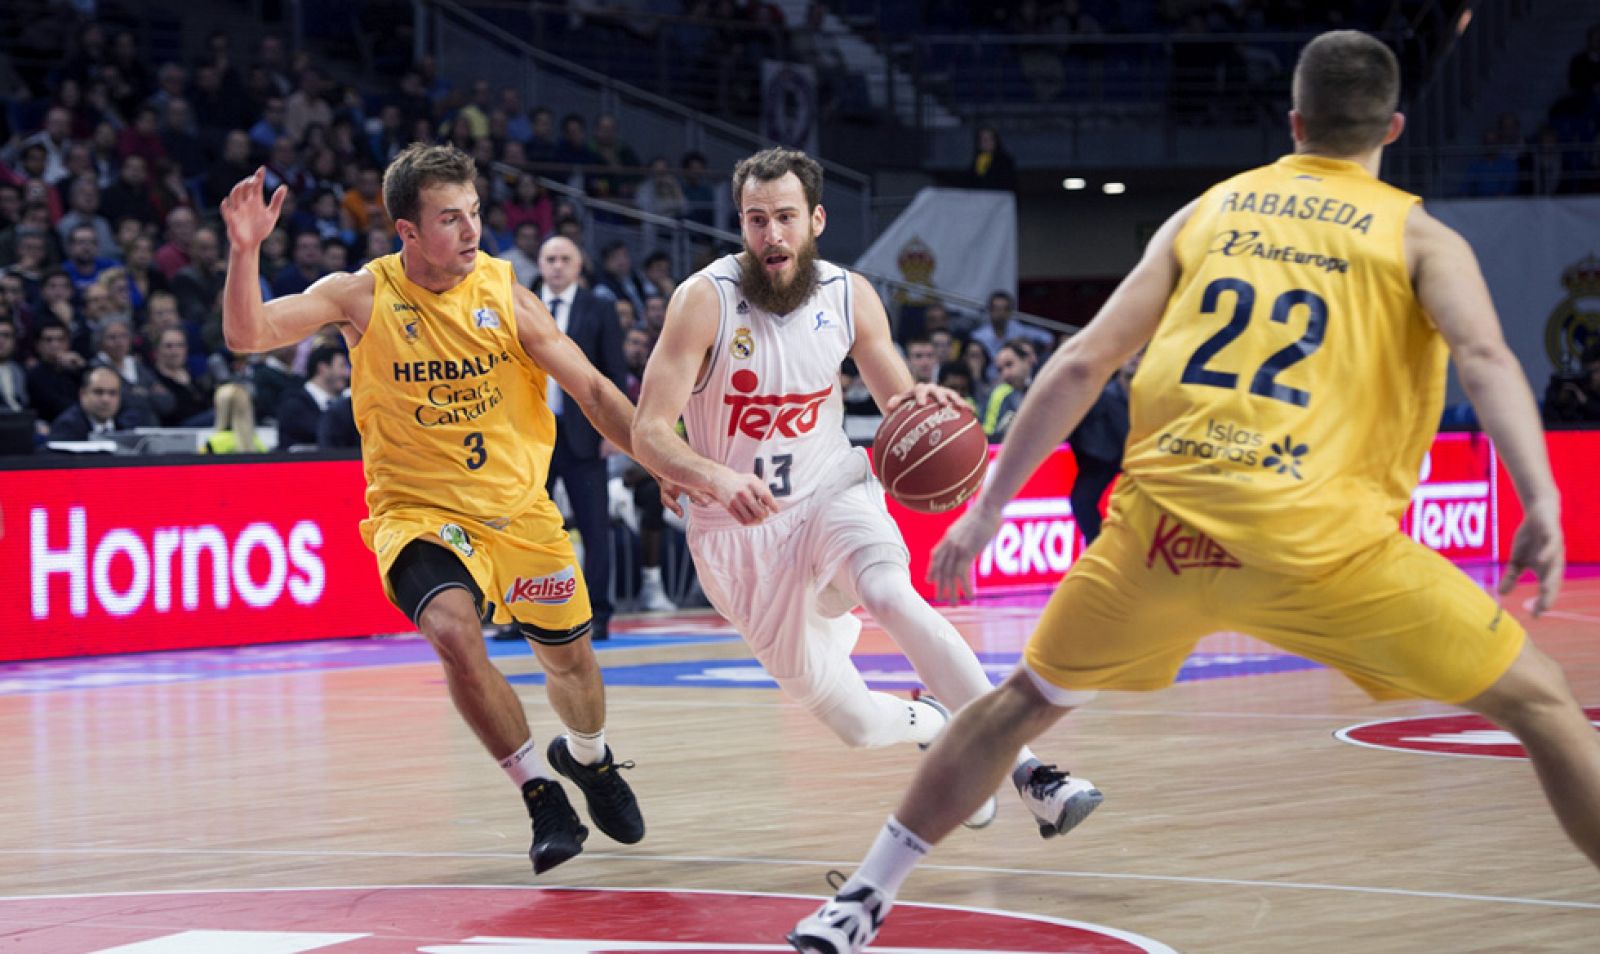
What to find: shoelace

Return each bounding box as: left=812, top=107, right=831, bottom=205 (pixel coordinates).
left=527, top=783, right=576, bottom=832
left=1027, top=763, right=1070, bottom=797
left=587, top=759, right=638, bottom=814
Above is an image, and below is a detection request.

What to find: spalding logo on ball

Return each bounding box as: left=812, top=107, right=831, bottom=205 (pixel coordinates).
left=873, top=400, right=988, bottom=513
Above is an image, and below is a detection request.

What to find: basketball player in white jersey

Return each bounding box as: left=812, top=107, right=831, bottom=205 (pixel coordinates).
left=632, top=147, right=1103, bottom=836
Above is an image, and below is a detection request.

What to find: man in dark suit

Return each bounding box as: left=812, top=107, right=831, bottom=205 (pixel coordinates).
left=49, top=366, right=149, bottom=441
left=275, top=343, right=349, bottom=449
left=536, top=235, right=626, bottom=640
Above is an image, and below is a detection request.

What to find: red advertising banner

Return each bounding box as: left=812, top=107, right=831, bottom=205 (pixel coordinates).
left=1, top=429, right=1596, bottom=662
left=0, top=460, right=406, bottom=661
left=884, top=430, right=1600, bottom=599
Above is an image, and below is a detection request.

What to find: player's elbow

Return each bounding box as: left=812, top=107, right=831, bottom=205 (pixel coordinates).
left=222, top=323, right=259, bottom=354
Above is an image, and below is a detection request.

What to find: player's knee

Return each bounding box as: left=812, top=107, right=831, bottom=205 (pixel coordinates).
left=1465, top=643, right=1574, bottom=729
left=422, top=617, right=487, bottom=672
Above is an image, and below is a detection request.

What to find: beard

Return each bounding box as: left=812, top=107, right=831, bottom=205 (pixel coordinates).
left=739, top=235, right=820, bottom=317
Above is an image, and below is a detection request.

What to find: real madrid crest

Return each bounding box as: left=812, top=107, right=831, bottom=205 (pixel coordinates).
left=730, top=326, right=754, bottom=360
left=1546, top=253, right=1600, bottom=372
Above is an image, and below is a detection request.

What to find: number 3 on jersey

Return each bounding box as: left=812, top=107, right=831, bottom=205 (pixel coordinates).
left=463, top=431, right=488, bottom=470
left=753, top=453, right=793, bottom=498
left=1180, top=277, right=1327, bottom=408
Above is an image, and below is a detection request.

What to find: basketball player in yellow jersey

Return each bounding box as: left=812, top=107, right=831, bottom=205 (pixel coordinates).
left=790, top=30, right=1599, bottom=952
left=219, top=144, right=662, bottom=877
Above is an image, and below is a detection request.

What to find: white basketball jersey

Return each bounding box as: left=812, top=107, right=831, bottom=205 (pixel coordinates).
left=683, top=254, right=863, bottom=528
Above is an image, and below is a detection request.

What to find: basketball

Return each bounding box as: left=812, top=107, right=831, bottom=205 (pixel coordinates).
left=872, top=400, right=988, bottom=513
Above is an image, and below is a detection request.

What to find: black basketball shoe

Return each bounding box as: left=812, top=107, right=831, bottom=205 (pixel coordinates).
left=522, top=777, right=588, bottom=874
left=546, top=737, right=646, bottom=844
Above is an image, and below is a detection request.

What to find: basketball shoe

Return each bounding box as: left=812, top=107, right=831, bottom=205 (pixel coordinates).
left=1015, top=762, right=1103, bottom=839
left=521, top=778, right=587, bottom=874
left=787, top=877, right=889, bottom=954
left=546, top=737, right=646, bottom=844
left=914, top=694, right=996, bottom=829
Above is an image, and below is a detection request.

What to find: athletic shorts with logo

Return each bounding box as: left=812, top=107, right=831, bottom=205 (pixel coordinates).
left=366, top=496, right=591, bottom=632
left=1028, top=479, right=1526, bottom=704
left=689, top=457, right=908, bottom=683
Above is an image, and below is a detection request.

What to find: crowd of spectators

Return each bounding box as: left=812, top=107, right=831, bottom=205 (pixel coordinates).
left=0, top=14, right=733, bottom=452
left=1461, top=25, right=1600, bottom=197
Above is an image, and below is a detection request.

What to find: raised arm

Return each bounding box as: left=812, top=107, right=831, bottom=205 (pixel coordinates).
left=928, top=200, right=1194, bottom=602
left=631, top=276, right=778, bottom=525
left=220, top=168, right=351, bottom=352
left=1408, top=205, right=1563, bottom=614
left=511, top=282, right=635, bottom=456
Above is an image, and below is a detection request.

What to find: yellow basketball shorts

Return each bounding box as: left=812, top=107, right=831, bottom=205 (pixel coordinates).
left=364, top=497, right=592, bottom=634
left=1026, top=482, right=1526, bottom=704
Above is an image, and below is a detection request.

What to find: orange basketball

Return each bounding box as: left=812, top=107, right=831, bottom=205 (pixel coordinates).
left=872, top=400, right=988, bottom=513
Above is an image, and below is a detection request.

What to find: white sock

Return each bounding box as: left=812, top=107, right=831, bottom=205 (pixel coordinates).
left=846, top=815, right=931, bottom=900
left=641, top=565, right=663, bottom=585
left=564, top=726, right=607, bottom=765
left=499, top=738, right=547, bottom=787
left=905, top=699, right=946, bottom=746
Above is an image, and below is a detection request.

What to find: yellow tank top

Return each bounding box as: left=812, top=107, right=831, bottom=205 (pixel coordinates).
left=353, top=253, right=555, bottom=534
left=1122, top=154, right=1445, bottom=574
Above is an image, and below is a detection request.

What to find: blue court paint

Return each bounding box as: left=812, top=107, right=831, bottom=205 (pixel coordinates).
left=0, top=632, right=736, bottom=697
left=506, top=651, right=1324, bottom=689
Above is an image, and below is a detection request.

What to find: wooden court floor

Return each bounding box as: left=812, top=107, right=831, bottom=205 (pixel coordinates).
left=1, top=570, right=1597, bottom=952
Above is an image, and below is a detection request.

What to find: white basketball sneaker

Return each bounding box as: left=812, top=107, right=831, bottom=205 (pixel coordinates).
left=636, top=567, right=678, bottom=612
left=914, top=694, right=997, bottom=829
left=1016, top=762, right=1103, bottom=839
left=787, top=880, right=890, bottom=954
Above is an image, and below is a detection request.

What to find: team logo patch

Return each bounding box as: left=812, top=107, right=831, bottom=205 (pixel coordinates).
left=1263, top=434, right=1309, bottom=479
left=1337, top=708, right=1600, bottom=760
left=473, top=307, right=501, bottom=329
left=505, top=566, right=578, bottom=605
left=1145, top=514, right=1240, bottom=574
left=730, top=326, right=754, bottom=360
left=0, top=885, right=1179, bottom=952
left=439, top=523, right=474, bottom=558
left=813, top=310, right=834, bottom=331
left=401, top=319, right=421, bottom=343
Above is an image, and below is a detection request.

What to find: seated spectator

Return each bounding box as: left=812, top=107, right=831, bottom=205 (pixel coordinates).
left=592, top=241, right=655, bottom=318
left=61, top=224, right=118, bottom=294
left=204, top=131, right=257, bottom=208
left=981, top=340, right=1036, bottom=440
left=118, top=107, right=169, bottom=168
left=49, top=365, right=147, bottom=440
left=970, top=290, right=1053, bottom=370
left=317, top=393, right=359, bottom=448
left=55, top=178, right=118, bottom=259
left=838, top=357, right=877, bottom=415
left=358, top=227, right=395, bottom=268
left=938, top=360, right=978, bottom=413
left=150, top=326, right=213, bottom=425
left=321, top=239, right=349, bottom=273
left=121, top=234, right=169, bottom=315
left=964, top=125, right=1017, bottom=191
left=0, top=318, right=30, bottom=415
left=250, top=97, right=289, bottom=153
left=681, top=151, right=716, bottom=227
left=294, top=189, right=356, bottom=247
left=635, top=156, right=688, bottom=219
left=202, top=382, right=266, bottom=453
left=503, top=174, right=553, bottom=239
left=642, top=250, right=676, bottom=300
left=35, top=271, right=89, bottom=355
left=101, top=154, right=164, bottom=227
left=275, top=343, right=348, bottom=448
left=272, top=231, right=326, bottom=298
left=500, top=221, right=541, bottom=288
left=26, top=320, right=86, bottom=422
left=905, top=334, right=940, bottom=384
left=171, top=226, right=225, bottom=324
left=154, top=206, right=198, bottom=281
left=961, top=339, right=992, bottom=400
left=247, top=344, right=302, bottom=423
left=1544, top=342, right=1600, bottom=424
left=342, top=167, right=388, bottom=233
left=92, top=317, right=173, bottom=424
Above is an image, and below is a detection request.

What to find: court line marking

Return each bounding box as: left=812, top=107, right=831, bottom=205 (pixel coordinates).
left=0, top=847, right=1593, bottom=912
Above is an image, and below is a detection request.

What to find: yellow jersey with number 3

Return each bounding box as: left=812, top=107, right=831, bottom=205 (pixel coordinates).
left=353, top=252, right=554, bottom=535
left=1120, top=154, right=1445, bottom=575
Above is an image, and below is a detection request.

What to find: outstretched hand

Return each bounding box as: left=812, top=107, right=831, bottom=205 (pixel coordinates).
left=927, top=505, right=1002, bottom=604
left=219, top=167, right=288, bottom=251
